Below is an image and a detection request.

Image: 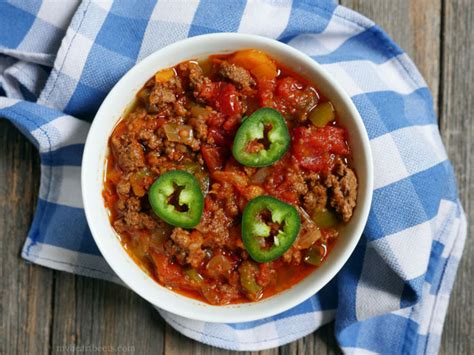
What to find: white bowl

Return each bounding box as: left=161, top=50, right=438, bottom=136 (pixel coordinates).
left=82, top=33, right=373, bottom=323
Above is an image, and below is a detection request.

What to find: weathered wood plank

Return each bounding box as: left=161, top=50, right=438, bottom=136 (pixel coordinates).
left=438, top=0, right=474, bottom=354
left=50, top=273, right=165, bottom=354
left=0, top=121, right=53, bottom=355
left=278, top=322, right=342, bottom=355
left=164, top=322, right=280, bottom=355
left=341, top=0, right=441, bottom=108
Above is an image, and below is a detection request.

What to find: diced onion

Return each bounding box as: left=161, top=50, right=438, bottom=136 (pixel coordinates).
left=295, top=207, right=321, bottom=249
left=190, top=104, right=212, bottom=118
left=163, top=124, right=194, bottom=144
left=250, top=167, right=271, bottom=184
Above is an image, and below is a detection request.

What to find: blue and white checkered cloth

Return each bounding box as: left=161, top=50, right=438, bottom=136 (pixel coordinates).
left=0, top=1, right=467, bottom=353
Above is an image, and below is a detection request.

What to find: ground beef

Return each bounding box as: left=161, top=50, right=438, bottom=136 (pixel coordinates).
left=303, top=182, right=327, bottom=212
left=243, top=166, right=256, bottom=176
left=212, top=182, right=240, bottom=217
left=147, top=155, right=176, bottom=175
left=163, top=142, right=194, bottom=161
left=325, top=160, right=358, bottom=222
left=291, top=168, right=308, bottom=195
left=242, top=184, right=265, bottom=201
left=257, top=263, right=277, bottom=287
left=201, top=281, right=240, bottom=305
left=116, top=178, right=131, bottom=196
left=125, top=196, right=141, bottom=212
left=188, top=115, right=208, bottom=140
left=164, top=240, right=187, bottom=265
left=187, top=62, right=207, bottom=87
left=169, top=228, right=205, bottom=268
left=122, top=211, right=158, bottom=230
left=113, top=219, right=127, bottom=233
left=178, top=61, right=211, bottom=95
left=282, top=247, right=302, bottom=265
left=148, top=74, right=183, bottom=108
left=199, top=207, right=233, bottom=248
left=138, top=129, right=162, bottom=150
left=174, top=96, right=188, bottom=117
left=127, top=107, right=147, bottom=123
left=219, top=62, right=255, bottom=89
left=117, top=140, right=146, bottom=172
left=149, top=84, right=175, bottom=107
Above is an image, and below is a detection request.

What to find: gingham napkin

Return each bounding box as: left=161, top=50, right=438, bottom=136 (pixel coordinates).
left=0, top=1, right=467, bottom=353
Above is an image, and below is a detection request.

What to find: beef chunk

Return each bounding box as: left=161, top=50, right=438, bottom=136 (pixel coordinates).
left=138, top=129, right=162, bottom=150
left=178, top=61, right=209, bottom=89
left=325, top=160, right=357, bottom=222
left=122, top=211, right=158, bottom=230
left=169, top=228, right=205, bottom=268
left=147, top=75, right=183, bottom=114
left=219, top=62, right=255, bottom=89
left=201, top=281, right=240, bottom=305
left=303, top=182, right=327, bottom=213
left=115, top=140, right=145, bottom=172
left=149, top=84, right=175, bottom=107
left=188, top=115, right=208, bottom=140
left=198, top=205, right=234, bottom=249
left=116, top=178, right=131, bottom=196
left=282, top=247, right=302, bottom=265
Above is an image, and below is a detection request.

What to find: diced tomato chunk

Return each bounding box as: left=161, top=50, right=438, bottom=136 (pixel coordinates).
left=257, top=262, right=277, bottom=287
left=208, top=128, right=228, bottom=146
left=222, top=115, right=241, bottom=133
left=212, top=171, right=248, bottom=194
left=292, top=126, right=349, bottom=172
left=217, top=83, right=241, bottom=116
left=257, top=78, right=275, bottom=107
left=201, top=145, right=229, bottom=171
left=197, top=82, right=241, bottom=116
left=276, top=77, right=304, bottom=101
left=197, top=81, right=220, bottom=101
left=151, top=252, right=183, bottom=286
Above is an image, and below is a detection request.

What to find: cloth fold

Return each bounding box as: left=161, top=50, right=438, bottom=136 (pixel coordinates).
left=0, top=1, right=467, bottom=353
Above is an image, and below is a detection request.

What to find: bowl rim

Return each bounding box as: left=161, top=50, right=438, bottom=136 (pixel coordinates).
left=81, top=32, right=373, bottom=323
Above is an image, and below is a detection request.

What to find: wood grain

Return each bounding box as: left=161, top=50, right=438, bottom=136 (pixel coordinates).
left=341, top=0, right=441, bottom=107
left=1, top=1, right=472, bottom=354
left=50, top=273, right=165, bottom=354
left=0, top=121, right=52, bottom=355
left=438, top=0, right=473, bottom=354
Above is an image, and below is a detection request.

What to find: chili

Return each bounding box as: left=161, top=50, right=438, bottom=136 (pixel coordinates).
left=103, top=49, right=358, bottom=305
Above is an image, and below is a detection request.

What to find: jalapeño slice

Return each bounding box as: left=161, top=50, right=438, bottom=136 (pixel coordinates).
left=148, top=170, right=204, bottom=228
left=242, top=195, right=300, bottom=263
left=232, top=108, right=290, bottom=167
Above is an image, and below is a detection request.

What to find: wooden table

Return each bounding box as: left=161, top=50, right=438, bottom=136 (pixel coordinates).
left=1, top=1, right=472, bottom=354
